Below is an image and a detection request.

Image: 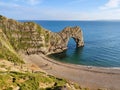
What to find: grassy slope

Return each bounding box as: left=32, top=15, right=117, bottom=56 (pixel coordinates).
left=0, top=71, right=67, bottom=90
left=0, top=29, right=23, bottom=63
left=0, top=60, right=83, bottom=90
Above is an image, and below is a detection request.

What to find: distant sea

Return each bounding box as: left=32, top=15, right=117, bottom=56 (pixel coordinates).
left=20, top=20, right=120, bottom=67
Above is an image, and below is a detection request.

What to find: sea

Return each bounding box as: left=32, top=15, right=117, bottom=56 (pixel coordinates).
left=21, top=20, right=120, bottom=67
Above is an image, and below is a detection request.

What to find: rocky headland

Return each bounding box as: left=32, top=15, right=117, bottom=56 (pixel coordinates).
left=0, top=15, right=84, bottom=56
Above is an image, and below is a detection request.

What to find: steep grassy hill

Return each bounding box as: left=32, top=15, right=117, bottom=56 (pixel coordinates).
left=0, top=28, right=23, bottom=63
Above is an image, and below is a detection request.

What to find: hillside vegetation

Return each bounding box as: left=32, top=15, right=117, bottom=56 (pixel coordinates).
left=0, top=60, right=84, bottom=90
left=0, top=15, right=82, bottom=90
left=0, top=15, right=105, bottom=90
left=0, top=28, right=23, bottom=63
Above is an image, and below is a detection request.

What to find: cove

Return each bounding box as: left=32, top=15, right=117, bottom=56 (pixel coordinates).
left=25, top=20, right=120, bottom=67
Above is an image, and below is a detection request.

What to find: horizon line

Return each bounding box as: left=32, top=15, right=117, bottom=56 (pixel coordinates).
left=18, top=19, right=120, bottom=21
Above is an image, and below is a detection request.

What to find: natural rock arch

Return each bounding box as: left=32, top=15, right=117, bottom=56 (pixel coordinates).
left=48, top=26, right=84, bottom=54
left=60, top=26, right=84, bottom=47
left=67, top=37, right=76, bottom=47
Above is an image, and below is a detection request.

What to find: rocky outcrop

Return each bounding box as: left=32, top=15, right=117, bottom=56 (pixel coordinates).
left=0, top=15, right=84, bottom=55
left=48, top=26, right=84, bottom=54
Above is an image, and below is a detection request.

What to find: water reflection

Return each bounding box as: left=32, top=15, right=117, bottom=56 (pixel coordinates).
left=73, top=47, right=84, bottom=56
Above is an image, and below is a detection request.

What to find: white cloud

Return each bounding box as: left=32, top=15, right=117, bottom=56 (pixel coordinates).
left=22, top=0, right=43, bottom=5
left=27, top=0, right=42, bottom=5
left=68, top=0, right=85, bottom=4
left=0, top=2, right=19, bottom=7
left=1, top=0, right=120, bottom=20
left=100, top=0, right=120, bottom=10
left=97, top=0, right=120, bottom=20
left=41, top=10, right=89, bottom=20
left=89, top=9, right=120, bottom=20
left=11, top=0, right=43, bottom=5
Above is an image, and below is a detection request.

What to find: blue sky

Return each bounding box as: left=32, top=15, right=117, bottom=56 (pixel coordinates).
left=0, top=0, right=120, bottom=20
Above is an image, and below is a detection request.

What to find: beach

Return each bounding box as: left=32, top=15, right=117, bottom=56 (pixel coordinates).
left=22, top=54, right=120, bottom=90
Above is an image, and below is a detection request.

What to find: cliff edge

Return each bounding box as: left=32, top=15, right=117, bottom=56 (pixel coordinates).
left=0, top=15, right=84, bottom=55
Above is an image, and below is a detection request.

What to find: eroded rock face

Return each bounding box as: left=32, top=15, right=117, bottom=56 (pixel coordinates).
left=0, top=15, right=84, bottom=55
left=48, top=26, right=84, bottom=54
left=60, top=26, right=84, bottom=47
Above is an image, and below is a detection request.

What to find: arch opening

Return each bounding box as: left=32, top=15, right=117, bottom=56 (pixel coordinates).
left=67, top=37, right=77, bottom=49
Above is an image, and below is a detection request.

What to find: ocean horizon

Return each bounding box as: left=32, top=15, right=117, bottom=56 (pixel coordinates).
left=20, top=20, right=120, bottom=67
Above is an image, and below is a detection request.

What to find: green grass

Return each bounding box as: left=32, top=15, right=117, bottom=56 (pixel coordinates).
left=0, top=29, right=24, bottom=63
left=73, top=83, right=82, bottom=89
left=0, top=71, right=68, bottom=90
left=0, top=74, right=12, bottom=89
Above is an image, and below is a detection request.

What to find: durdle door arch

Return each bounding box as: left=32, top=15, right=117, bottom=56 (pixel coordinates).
left=59, top=26, right=84, bottom=48
left=48, top=26, right=84, bottom=54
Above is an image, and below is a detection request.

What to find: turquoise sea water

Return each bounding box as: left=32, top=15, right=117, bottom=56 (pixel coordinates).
left=21, top=20, right=120, bottom=67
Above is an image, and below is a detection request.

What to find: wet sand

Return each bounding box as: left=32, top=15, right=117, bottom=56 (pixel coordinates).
left=23, top=54, right=120, bottom=90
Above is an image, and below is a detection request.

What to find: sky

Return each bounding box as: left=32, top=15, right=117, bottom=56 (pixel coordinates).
left=0, top=0, right=120, bottom=20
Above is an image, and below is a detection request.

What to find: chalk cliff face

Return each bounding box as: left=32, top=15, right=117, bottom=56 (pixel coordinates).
left=48, top=26, right=84, bottom=54
left=0, top=15, right=84, bottom=55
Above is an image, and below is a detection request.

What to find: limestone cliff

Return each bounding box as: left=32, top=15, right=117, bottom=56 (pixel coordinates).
left=0, top=15, right=84, bottom=55
left=48, top=26, right=84, bottom=54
